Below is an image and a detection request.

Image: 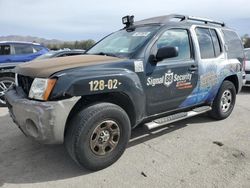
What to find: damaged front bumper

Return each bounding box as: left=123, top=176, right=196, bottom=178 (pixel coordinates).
left=5, top=88, right=80, bottom=144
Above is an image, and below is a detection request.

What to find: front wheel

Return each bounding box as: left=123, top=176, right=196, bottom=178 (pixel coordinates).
left=209, top=80, right=236, bottom=120
left=0, top=77, right=15, bottom=106
left=65, top=102, right=131, bottom=171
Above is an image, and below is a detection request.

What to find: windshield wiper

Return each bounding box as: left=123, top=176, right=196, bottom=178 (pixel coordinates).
left=95, top=52, right=118, bottom=57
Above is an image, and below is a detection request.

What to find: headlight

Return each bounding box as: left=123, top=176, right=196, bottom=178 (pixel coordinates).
left=29, top=78, right=57, bottom=101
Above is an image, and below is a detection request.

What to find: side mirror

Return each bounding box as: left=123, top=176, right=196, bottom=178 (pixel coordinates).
left=156, top=46, right=178, bottom=62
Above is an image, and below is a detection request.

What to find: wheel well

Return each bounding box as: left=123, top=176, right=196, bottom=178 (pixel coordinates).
left=64, top=92, right=137, bottom=137
left=224, top=75, right=239, bottom=93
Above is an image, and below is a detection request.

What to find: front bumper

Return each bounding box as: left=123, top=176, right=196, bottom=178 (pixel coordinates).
left=5, top=88, right=80, bottom=144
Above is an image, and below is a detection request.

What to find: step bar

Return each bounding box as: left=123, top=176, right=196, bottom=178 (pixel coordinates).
left=144, top=106, right=212, bottom=130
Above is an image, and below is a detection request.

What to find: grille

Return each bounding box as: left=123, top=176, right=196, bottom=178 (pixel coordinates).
left=246, top=81, right=250, bottom=85
left=17, top=75, right=34, bottom=96
left=245, top=71, right=250, bottom=74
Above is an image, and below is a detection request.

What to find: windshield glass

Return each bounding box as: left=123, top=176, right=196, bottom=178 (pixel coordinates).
left=87, top=26, right=160, bottom=58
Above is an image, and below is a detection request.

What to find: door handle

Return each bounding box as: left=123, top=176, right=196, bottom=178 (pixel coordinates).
left=188, top=65, right=198, bottom=72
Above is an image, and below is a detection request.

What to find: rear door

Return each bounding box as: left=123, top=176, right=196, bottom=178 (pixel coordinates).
left=145, top=28, right=199, bottom=115
left=194, top=27, right=224, bottom=103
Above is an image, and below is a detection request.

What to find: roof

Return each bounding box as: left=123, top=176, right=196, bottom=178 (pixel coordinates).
left=0, top=41, right=41, bottom=45
left=134, top=14, right=226, bottom=28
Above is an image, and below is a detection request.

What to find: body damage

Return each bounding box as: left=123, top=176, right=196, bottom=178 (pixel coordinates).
left=15, top=55, right=122, bottom=78
left=51, top=60, right=146, bottom=124
left=5, top=88, right=80, bottom=144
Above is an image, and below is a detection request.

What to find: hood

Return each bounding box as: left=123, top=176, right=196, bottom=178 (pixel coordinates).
left=15, top=55, right=121, bottom=78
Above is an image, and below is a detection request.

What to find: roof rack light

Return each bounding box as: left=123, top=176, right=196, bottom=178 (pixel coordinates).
left=122, top=15, right=134, bottom=28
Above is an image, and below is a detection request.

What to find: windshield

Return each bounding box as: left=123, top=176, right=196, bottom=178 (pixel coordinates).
left=87, top=26, right=160, bottom=58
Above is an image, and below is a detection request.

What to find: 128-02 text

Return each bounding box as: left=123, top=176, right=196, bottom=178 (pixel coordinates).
left=89, top=79, right=121, bottom=91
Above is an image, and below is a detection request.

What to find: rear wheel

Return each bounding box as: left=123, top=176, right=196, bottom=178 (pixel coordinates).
left=65, top=102, right=131, bottom=171
left=0, top=77, right=15, bottom=106
left=209, top=80, right=236, bottom=120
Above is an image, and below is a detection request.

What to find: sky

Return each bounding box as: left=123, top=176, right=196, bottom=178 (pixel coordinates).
left=0, top=0, right=250, bottom=41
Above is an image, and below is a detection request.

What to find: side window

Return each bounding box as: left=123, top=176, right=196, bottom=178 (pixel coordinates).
left=0, top=45, right=11, bottom=55
left=195, top=28, right=215, bottom=59
left=222, top=29, right=244, bottom=60
left=14, top=44, right=34, bottom=55
left=156, top=29, right=191, bottom=60
left=210, top=29, right=222, bottom=57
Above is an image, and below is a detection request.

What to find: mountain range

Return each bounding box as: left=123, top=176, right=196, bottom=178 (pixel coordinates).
left=0, top=35, right=65, bottom=45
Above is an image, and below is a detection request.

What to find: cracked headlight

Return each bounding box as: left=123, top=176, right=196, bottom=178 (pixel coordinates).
left=29, top=78, right=56, bottom=101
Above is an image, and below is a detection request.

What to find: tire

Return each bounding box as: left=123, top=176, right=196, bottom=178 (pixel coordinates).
left=65, top=102, right=131, bottom=171
left=209, top=80, right=236, bottom=120
left=0, top=76, right=15, bottom=107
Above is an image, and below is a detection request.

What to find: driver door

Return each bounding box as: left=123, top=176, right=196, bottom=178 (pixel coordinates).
left=145, top=29, right=199, bottom=115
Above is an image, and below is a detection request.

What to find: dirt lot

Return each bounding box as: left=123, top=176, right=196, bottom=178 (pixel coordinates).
left=1, top=87, right=250, bottom=188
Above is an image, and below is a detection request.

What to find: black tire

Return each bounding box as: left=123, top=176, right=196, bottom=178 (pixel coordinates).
left=209, top=80, right=236, bottom=120
left=65, top=102, right=131, bottom=171
left=0, top=76, right=15, bottom=107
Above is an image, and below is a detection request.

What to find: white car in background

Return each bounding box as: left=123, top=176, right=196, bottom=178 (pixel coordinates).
left=244, top=48, right=250, bottom=86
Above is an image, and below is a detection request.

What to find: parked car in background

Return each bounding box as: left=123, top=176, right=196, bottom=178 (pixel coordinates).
left=244, top=48, right=250, bottom=86
left=0, top=41, right=48, bottom=64
left=0, top=41, right=48, bottom=105
left=34, top=49, right=85, bottom=60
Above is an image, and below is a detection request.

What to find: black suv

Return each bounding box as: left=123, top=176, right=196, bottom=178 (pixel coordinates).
left=5, top=14, right=245, bottom=170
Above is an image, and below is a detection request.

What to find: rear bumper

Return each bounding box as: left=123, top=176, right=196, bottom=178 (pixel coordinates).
left=5, top=88, right=80, bottom=144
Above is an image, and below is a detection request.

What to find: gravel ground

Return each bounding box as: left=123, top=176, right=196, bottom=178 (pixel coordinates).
left=0, top=87, right=250, bottom=188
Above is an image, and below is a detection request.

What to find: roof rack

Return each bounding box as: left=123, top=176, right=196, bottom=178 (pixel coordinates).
left=169, top=14, right=225, bottom=27
left=134, top=14, right=226, bottom=27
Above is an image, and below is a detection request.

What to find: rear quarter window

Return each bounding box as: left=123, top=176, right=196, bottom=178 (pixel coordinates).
left=222, top=30, right=244, bottom=60
left=14, top=44, right=34, bottom=55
